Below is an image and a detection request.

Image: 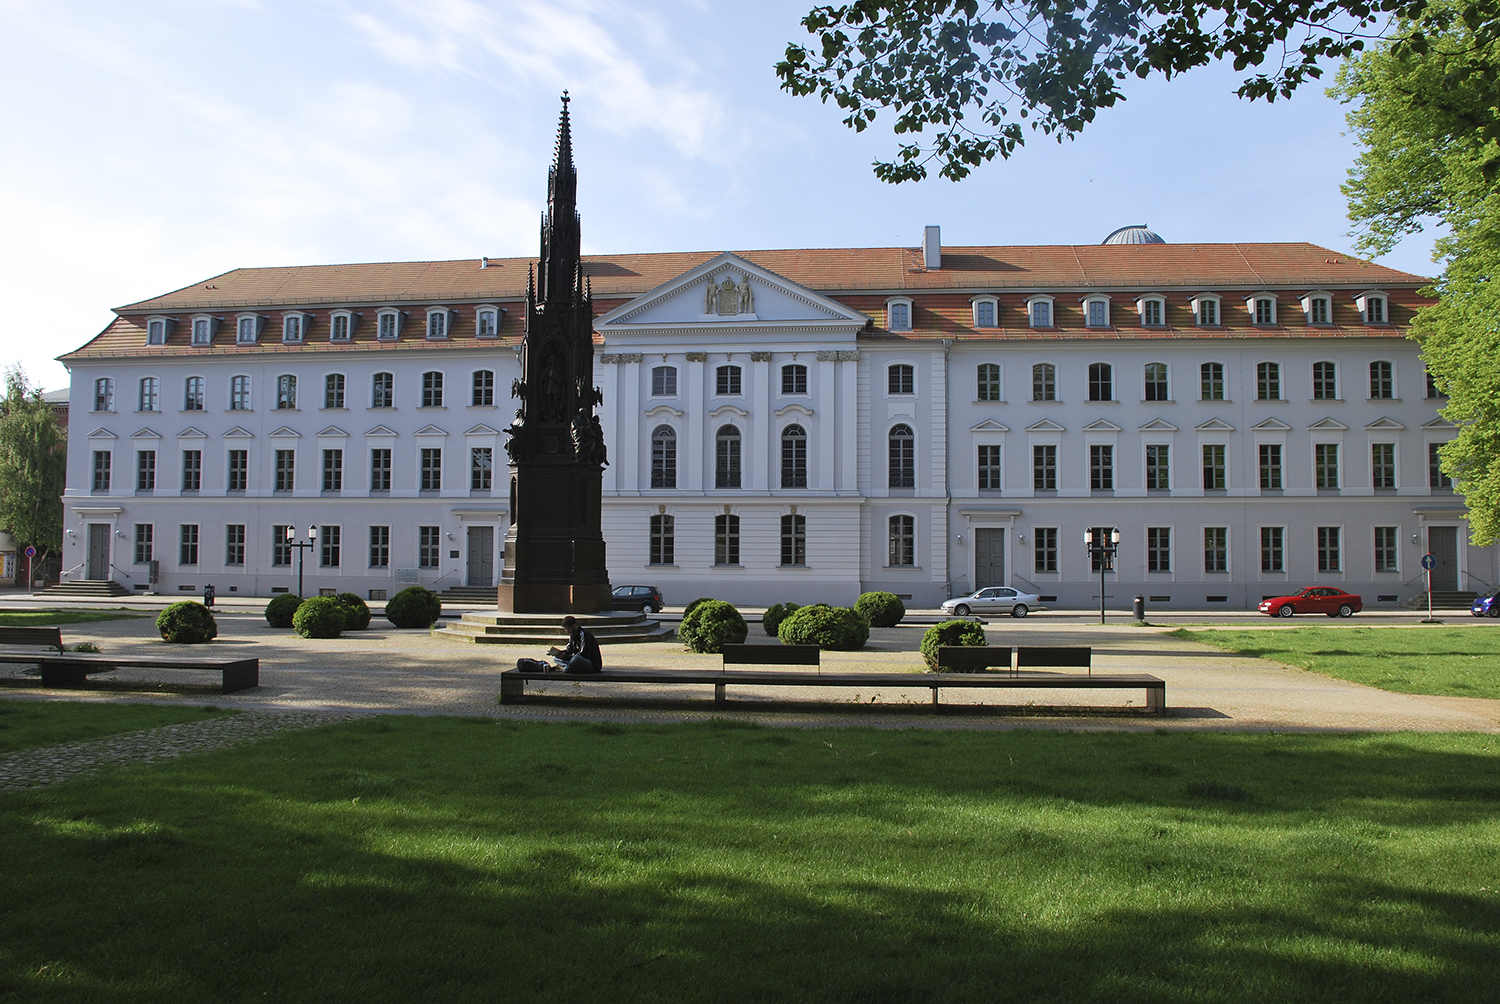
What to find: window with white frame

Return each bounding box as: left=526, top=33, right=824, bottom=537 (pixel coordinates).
left=1257, top=362, right=1281, bottom=400
left=1033, top=444, right=1057, bottom=490
left=1374, top=526, right=1399, bottom=572
left=471, top=447, right=492, bottom=491
left=1302, top=291, right=1332, bottom=325
left=225, top=524, right=245, bottom=566
left=184, top=376, right=204, bottom=411
left=134, top=523, right=153, bottom=563
left=781, top=364, right=807, bottom=395
left=1202, top=444, right=1226, bottom=491
left=136, top=450, right=155, bottom=491
left=420, top=448, right=442, bottom=491
left=330, top=311, right=354, bottom=341
left=1248, top=294, right=1277, bottom=325
left=977, top=363, right=1001, bottom=401
left=1315, top=443, right=1340, bottom=489
left=1356, top=291, right=1389, bottom=324
left=1370, top=361, right=1394, bottom=399
left=1261, top=526, right=1284, bottom=571
left=780, top=514, right=806, bottom=566
left=1083, top=297, right=1110, bottom=327
left=191, top=316, right=214, bottom=345
left=426, top=309, right=450, bottom=339
left=781, top=425, right=807, bottom=488
left=319, top=525, right=340, bottom=567
left=147, top=317, right=169, bottom=345
left=1027, top=296, right=1054, bottom=328
left=1201, top=362, right=1225, bottom=400
left=1430, top=442, right=1453, bottom=490
left=1317, top=526, right=1341, bottom=571
left=1034, top=527, right=1058, bottom=572
left=236, top=315, right=258, bottom=344
left=716, top=426, right=741, bottom=488
left=1138, top=296, right=1165, bottom=327
left=377, top=310, right=400, bottom=340
left=372, top=372, right=394, bottom=408
left=1259, top=444, right=1283, bottom=490
left=1312, top=361, right=1338, bottom=400
left=138, top=377, right=159, bottom=412
left=888, top=364, right=914, bottom=395
left=475, top=306, right=499, bottom=338
left=230, top=375, right=250, bottom=411
left=973, top=297, right=997, bottom=328
left=369, top=526, right=390, bottom=568
left=1090, top=444, right=1114, bottom=491
left=1144, top=362, right=1168, bottom=401
left=652, top=365, right=677, bottom=396
left=421, top=371, right=443, bottom=407
left=888, top=425, right=915, bottom=488
left=716, top=365, right=742, bottom=396
left=418, top=526, right=441, bottom=568
left=1372, top=443, right=1396, bottom=489
left=978, top=444, right=1001, bottom=490
left=714, top=514, right=740, bottom=565
left=472, top=370, right=494, bottom=406
left=1191, top=294, right=1220, bottom=326
left=93, top=377, right=114, bottom=411
left=282, top=314, right=305, bottom=343
left=1147, top=527, right=1171, bottom=572
left=649, top=514, right=674, bottom=565
left=1204, top=527, right=1228, bottom=572
left=651, top=426, right=676, bottom=488
left=1032, top=363, right=1056, bottom=401
left=92, top=450, right=111, bottom=491
left=1088, top=362, right=1113, bottom=401
left=276, top=374, right=297, bottom=410
left=887, top=299, right=913, bottom=331
left=888, top=515, right=915, bottom=566
left=325, top=373, right=345, bottom=409
left=1146, top=444, right=1170, bottom=491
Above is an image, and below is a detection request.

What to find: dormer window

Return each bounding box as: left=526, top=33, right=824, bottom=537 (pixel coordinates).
left=377, top=309, right=402, bottom=341
left=1356, top=290, right=1389, bottom=325
left=145, top=316, right=173, bottom=345
left=886, top=298, right=913, bottom=331
left=1190, top=294, right=1221, bottom=327
left=236, top=314, right=263, bottom=344
left=1246, top=293, right=1277, bottom=326
left=425, top=308, right=454, bottom=340
left=475, top=305, right=501, bottom=338
left=190, top=315, right=218, bottom=346
left=1082, top=295, right=1111, bottom=328
left=1026, top=295, right=1055, bottom=328
left=282, top=313, right=309, bottom=343
left=329, top=310, right=358, bottom=342
left=1300, top=291, right=1333, bottom=326
left=972, top=296, right=998, bottom=328
left=1136, top=294, right=1166, bottom=327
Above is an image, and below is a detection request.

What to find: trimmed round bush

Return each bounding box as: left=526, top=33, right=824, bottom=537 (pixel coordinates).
left=337, top=592, right=372, bottom=631
left=762, top=601, right=800, bottom=637
left=777, top=603, right=870, bottom=651
left=156, top=601, right=218, bottom=644
left=920, top=619, right=988, bottom=671
left=682, top=597, right=716, bottom=622
left=292, top=596, right=346, bottom=639
left=385, top=585, right=442, bottom=629
left=265, top=594, right=303, bottom=628
left=680, top=600, right=748, bottom=654
left=855, top=591, right=906, bottom=628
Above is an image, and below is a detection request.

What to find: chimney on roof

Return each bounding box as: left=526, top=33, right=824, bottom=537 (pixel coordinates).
left=480, top=257, right=489, bottom=269
left=922, top=225, right=941, bottom=270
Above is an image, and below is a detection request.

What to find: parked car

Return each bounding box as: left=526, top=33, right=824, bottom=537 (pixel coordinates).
left=611, top=584, right=664, bottom=613
left=1471, top=587, right=1500, bottom=617
left=1258, top=587, right=1363, bottom=618
left=940, top=586, right=1040, bottom=618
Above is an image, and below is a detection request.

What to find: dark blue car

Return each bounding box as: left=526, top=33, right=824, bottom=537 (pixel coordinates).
left=1471, top=588, right=1500, bottom=617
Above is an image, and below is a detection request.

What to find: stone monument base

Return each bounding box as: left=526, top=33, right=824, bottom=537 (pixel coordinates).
left=431, top=610, right=674, bottom=646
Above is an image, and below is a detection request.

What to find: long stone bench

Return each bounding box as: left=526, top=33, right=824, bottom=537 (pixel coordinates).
left=0, top=626, right=259, bottom=693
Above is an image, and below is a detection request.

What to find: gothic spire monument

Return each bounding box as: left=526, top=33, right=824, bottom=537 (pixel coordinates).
left=497, top=94, right=613, bottom=613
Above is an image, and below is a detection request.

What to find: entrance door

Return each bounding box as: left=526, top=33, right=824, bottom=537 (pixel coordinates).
left=974, top=529, right=1006, bottom=589
left=87, top=524, right=110, bottom=580
left=1429, top=526, right=1459, bottom=590
left=467, top=526, right=495, bottom=587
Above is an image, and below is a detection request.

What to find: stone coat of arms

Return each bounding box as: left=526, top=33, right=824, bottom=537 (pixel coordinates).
left=704, top=275, right=754, bottom=316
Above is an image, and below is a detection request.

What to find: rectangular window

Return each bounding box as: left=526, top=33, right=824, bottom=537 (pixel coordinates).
left=1030, top=301, right=1051, bottom=327
left=781, top=365, right=806, bottom=395
left=237, top=316, right=256, bottom=343
left=1370, top=361, right=1393, bottom=399
left=1032, top=364, right=1056, bottom=401
left=1429, top=443, right=1453, bottom=489
left=471, top=447, right=492, bottom=491
left=370, top=449, right=392, bottom=492
left=1259, top=444, right=1282, bottom=490
left=421, top=372, right=443, bottom=408
left=325, top=373, right=345, bottom=409
left=1374, top=526, right=1399, bottom=572
left=94, top=377, right=114, bottom=411
left=476, top=309, right=497, bottom=337
left=320, top=525, right=340, bottom=567
left=139, top=377, right=159, bottom=412
left=1202, top=444, right=1226, bottom=491
left=888, top=515, right=915, bottom=567
left=420, top=448, right=442, bottom=491
left=1317, top=526, right=1341, bottom=571
left=1257, top=362, right=1280, bottom=401
left=977, top=363, right=1000, bottom=402
left=378, top=313, right=397, bottom=340
left=225, top=524, right=245, bottom=566
left=1147, top=527, right=1171, bottom=573
left=889, top=302, right=910, bottom=330
left=1144, top=362, right=1168, bottom=401
left=136, top=450, right=156, bottom=492
left=1315, top=444, right=1340, bottom=490
left=1034, top=527, right=1058, bottom=573
left=717, top=365, right=742, bottom=395
left=1261, top=527, right=1284, bottom=572
left=1146, top=444, right=1170, bottom=491
left=133, top=524, right=153, bottom=564
left=1312, top=361, right=1337, bottom=400
left=419, top=526, right=441, bottom=568
left=1372, top=443, right=1396, bottom=489
left=1426, top=368, right=1445, bottom=399
left=322, top=449, right=343, bottom=492
left=1142, top=299, right=1162, bottom=326
left=331, top=314, right=350, bottom=341
left=1367, top=296, right=1386, bottom=323
left=373, top=372, right=394, bottom=408
left=1204, top=527, right=1228, bottom=572
left=472, top=370, right=494, bottom=407
left=1310, top=297, right=1330, bottom=324
left=975, top=301, right=995, bottom=327
left=369, top=526, right=390, bottom=568
left=192, top=318, right=211, bottom=345
left=715, top=514, right=740, bottom=566
left=1033, top=444, right=1057, bottom=491
left=1088, top=300, right=1108, bottom=326
left=276, top=375, right=297, bottom=410
left=1088, top=363, right=1113, bottom=402
left=230, top=375, right=250, bottom=410
left=179, top=524, right=199, bottom=566
left=1089, top=444, right=1114, bottom=491
left=978, top=445, right=1002, bottom=490
left=652, top=366, right=677, bottom=396
left=780, top=514, right=806, bottom=566
left=181, top=450, right=201, bottom=492
left=274, top=450, right=295, bottom=492
left=1201, top=362, right=1224, bottom=401
left=649, top=515, right=674, bottom=565
left=283, top=315, right=302, bottom=343
left=427, top=312, right=446, bottom=339
left=272, top=525, right=291, bottom=567
left=148, top=319, right=167, bottom=344
left=184, top=377, right=204, bottom=411
left=887, top=365, right=914, bottom=395
left=1198, top=299, right=1218, bottom=325
left=92, top=451, right=111, bottom=492
left=228, top=450, right=248, bottom=491
left=1255, top=298, right=1274, bottom=324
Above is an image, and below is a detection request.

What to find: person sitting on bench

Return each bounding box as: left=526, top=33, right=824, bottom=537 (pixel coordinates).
left=546, top=616, right=602, bottom=674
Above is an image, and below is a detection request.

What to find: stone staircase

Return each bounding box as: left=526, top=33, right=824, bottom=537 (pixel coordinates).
left=38, top=579, right=133, bottom=599
left=1403, top=590, right=1477, bottom=611
left=433, top=610, right=675, bottom=646
left=437, top=585, right=498, bottom=604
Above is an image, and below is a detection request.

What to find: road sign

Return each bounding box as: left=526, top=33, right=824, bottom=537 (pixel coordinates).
left=1421, top=553, right=1436, bottom=570
left=23, top=546, right=36, bottom=558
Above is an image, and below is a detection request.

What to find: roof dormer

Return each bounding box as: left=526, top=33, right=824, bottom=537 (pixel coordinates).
left=189, top=314, right=220, bottom=347
left=1189, top=293, right=1221, bottom=327
left=234, top=313, right=266, bottom=345
left=145, top=315, right=176, bottom=346
left=1299, top=290, right=1334, bottom=326
left=1355, top=289, right=1390, bottom=325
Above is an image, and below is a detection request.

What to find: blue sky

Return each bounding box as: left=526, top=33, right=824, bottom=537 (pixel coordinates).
left=0, top=0, right=1439, bottom=392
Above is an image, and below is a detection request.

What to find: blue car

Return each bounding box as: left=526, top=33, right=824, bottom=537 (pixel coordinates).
left=1471, top=588, right=1500, bottom=617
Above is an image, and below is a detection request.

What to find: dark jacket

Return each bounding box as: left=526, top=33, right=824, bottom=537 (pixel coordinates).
left=561, top=627, right=603, bottom=672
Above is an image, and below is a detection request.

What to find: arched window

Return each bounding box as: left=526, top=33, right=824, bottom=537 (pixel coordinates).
left=888, top=364, right=914, bottom=395
left=1032, top=363, right=1055, bottom=401
left=276, top=374, right=297, bottom=410
left=715, top=426, right=741, bottom=489
left=888, top=515, right=915, bottom=566
left=183, top=376, right=204, bottom=411
left=138, top=377, right=159, bottom=412
left=372, top=372, right=394, bottom=408
left=651, top=426, right=677, bottom=489
left=888, top=424, right=915, bottom=489
left=229, top=375, right=250, bottom=411
left=1088, top=362, right=1113, bottom=402
left=977, top=363, right=1000, bottom=402
left=781, top=425, right=807, bottom=488
left=781, top=364, right=807, bottom=395
left=652, top=365, right=677, bottom=396
left=716, top=365, right=742, bottom=395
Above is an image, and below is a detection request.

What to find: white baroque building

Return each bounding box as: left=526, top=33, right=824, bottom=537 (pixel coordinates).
left=59, top=226, right=1490, bottom=609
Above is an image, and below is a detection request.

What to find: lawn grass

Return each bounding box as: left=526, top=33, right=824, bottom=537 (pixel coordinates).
left=0, top=609, right=145, bottom=627
left=1172, top=625, right=1500, bottom=700
left=0, top=699, right=235, bottom=754
left=3, top=717, right=1499, bottom=1002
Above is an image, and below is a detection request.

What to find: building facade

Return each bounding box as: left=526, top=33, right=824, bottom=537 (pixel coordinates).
left=59, top=227, right=1488, bottom=609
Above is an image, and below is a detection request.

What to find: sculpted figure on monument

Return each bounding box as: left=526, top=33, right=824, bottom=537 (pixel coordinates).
left=704, top=277, right=719, bottom=314
left=737, top=277, right=753, bottom=313
left=539, top=348, right=565, bottom=421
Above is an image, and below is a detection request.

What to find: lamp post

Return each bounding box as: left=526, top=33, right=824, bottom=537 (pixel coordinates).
left=285, top=524, right=317, bottom=598
left=1084, top=527, right=1120, bottom=625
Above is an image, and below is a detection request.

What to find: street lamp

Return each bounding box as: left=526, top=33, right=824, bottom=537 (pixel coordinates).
left=1084, top=527, right=1120, bottom=625
left=285, top=524, right=317, bottom=598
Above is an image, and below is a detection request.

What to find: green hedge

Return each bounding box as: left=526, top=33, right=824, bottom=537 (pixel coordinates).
left=762, top=602, right=800, bottom=636
left=855, top=591, right=906, bottom=628
left=292, top=596, right=346, bottom=639
left=682, top=597, right=716, bottom=621
left=920, top=619, right=988, bottom=671
left=337, top=593, right=372, bottom=631
left=265, top=594, right=303, bottom=629
left=777, top=604, right=870, bottom=651
left=680, top=600, right=748, bottom=654
left=386, top=586, right=442, bottom=629
left=156, top=601, right=218, bottom=644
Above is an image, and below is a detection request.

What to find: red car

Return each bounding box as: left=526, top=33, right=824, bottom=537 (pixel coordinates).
left=1259, top=587, right=1363, bottom=618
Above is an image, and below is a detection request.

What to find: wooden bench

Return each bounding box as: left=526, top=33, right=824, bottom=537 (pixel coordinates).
left=0, top=626, right=259, bottom=693
left=0, top=626, right=65, bottom=654
left=722, top=644, right=820, bottom=667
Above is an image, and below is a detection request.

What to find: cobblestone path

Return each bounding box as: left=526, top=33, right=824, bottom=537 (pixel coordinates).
left=0, top=710, right=367, bottom=792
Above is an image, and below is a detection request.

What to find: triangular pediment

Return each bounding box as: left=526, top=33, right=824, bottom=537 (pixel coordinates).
left=1422, top=416, right=1457, bottom=429
left=1196, top=418, right=1236, bottom=432
left=268, top=426, right=301, bottom=439
left=316, top=425, right=348, bottom=438
left=131, top=427, right=161, bottom=441
left=1138, top=418, right=1178, bottom=433
left=414, top=424, right=448, bottom=437
left=1364, top=416, right=1406, bottom=431
left=364, top=425, right=398, bottom=438
left=1083, top=419, right=1122, bottom=433
left=222, top=426, right=253, bottom=439
left=1307, top=417, right=1348, bottom=431
left=86, top=427, right=117, bottom=440
left=969, top=419, right=1010, bottom=433
left=595, top=252, right=870, bottom=333
left=464, top=423, right=501, bottom=436
left=1026, top=418, right=1066, bottom=433
left=176, top=426, right=207, bottom=440
left=1251, top=417, right=1292, bottom=431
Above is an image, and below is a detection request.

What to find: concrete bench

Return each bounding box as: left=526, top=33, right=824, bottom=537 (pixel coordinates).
left=722, top=644, right=820, bottom=668
left=0, top=625, right=258, bottom=693
left=937, top=645, right=1092, bottom=677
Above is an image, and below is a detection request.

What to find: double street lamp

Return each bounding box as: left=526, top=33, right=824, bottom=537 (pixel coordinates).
left=284, top=525, right=317, bottom=598
left=1084, top=527, right=1120, bottom=625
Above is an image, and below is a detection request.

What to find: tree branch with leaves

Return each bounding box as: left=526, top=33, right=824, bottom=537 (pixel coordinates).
left=0, top=367, right=66, bottom=578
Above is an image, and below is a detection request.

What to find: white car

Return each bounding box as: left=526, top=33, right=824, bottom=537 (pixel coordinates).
left=941, top=586, right=1040, bottom=618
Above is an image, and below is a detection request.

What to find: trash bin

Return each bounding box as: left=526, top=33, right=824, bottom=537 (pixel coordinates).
left=203, top=584, right=216, bottom=608
left=1133, top=594, right=1145, bottom=622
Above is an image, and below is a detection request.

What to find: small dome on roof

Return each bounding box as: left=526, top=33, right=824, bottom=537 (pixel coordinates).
left=1102, top=225, right=1166, bottom=245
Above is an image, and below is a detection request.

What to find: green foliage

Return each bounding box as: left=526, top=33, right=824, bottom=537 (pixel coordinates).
left=0, top=366, right=65, bottom=570
left=762, top=601, right=801, bottom=636
left=855, top=591, right=905, bottom=627
left=0, top=698, right=232, bottom=754
left=0, top=610, right=143, bottom=627
left=777, top=603, right=870, bottom=650
left=292, top=596, right=346, bottom=639
left=69, top=642, right=101, bottom=653
left=385, top=586, right=442, bottom=629
left=920, top=618, right=987, bottom=670
left=778, top=0, right=1410, bottom=182
left=682, top=597, right=715, bottom=620
left=679, top=600, right=748, bottom=654
left=155, top=601, right=218, bottom=644
left=336, top=593, right=372, bottom=631
left=265, top=594, right=303, bottom=629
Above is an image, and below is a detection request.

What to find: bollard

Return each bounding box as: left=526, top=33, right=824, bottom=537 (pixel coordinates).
left=1133, top=594, right=1145, bottom=623
left=203, top=583, right=216, bottom=608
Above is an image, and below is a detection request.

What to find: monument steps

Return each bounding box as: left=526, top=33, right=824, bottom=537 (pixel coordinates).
left=432, top=611, right=675, bottom=645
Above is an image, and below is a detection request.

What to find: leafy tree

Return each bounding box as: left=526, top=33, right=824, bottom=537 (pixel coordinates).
left=0, top=367, right=65, bottom=576
left=777, top=0, right=1444, bottom=181
left=1335, top=2, right=1500, bottom=542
